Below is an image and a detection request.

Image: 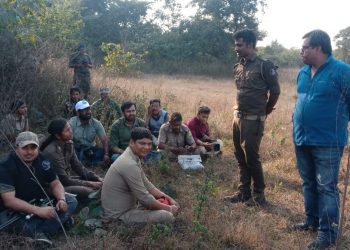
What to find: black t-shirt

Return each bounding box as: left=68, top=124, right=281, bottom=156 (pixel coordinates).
left=0, top=152, right=57, bottom=212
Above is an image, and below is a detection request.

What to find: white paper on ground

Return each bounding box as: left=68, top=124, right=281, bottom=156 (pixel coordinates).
left=177, top=155, right=204, bottom=170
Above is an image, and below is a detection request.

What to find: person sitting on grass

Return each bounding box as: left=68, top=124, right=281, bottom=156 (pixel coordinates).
left=91, top=86, right=122, bottom=133
left=0, top=132, right=77, bottom=247
left=158, top=112, right=197, bottom=160
left=41, top=118, right=103, bottom=203
left=109, top=101, right=147, bottom=162
left=0, top=100, right=29, bottom=144
left=102, top=127, right=180, bottom=224
left=69, top=100, right=110, bottom=167
left=63, top=86, right=81, bottom=119
left=186, top=106, right=223, bottom=155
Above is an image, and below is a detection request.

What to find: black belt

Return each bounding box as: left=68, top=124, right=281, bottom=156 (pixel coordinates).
left=234, top=110, right=266, bottom=121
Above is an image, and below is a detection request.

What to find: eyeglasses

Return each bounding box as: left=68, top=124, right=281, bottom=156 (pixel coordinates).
left=301, top=45, right=313, bottom=52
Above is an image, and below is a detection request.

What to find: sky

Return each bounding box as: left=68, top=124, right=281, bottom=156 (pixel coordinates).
left=258, top=0, right=350, bottom=48
left=169, top=0, right=350, bottom=49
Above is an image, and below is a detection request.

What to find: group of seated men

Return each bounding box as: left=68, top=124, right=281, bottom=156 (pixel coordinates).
left=0, top=86, right=222, bottom=246
left=64, top=86, right=222, bottom=166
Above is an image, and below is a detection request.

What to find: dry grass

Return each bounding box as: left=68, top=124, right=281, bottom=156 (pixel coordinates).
left=2, top=68, right=350, bottom=249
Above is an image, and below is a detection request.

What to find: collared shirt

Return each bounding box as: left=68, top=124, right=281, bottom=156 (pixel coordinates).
left=91, top=98, right=122, bottom=132
left=186, top=117, right=210, bottom=145
left=293, top=55, right=350, bottom=146
left=69, top=116, right=106, bottom=148
left=158, top=123, right=195, bottom=147
left=148, top=109, right=168, bottom=137
left=101, top=147, right=156, bottom=219
left=42, top=140, right=100, bottom=187
left=69, top=52, right=92, bottom=75
left=0, top=113, right=29, bottom=142
left=233, top=53, right=280, bottom=115
left=109, top=117, right=146, bottom=150
left=0, top=153, right=57, bottom=212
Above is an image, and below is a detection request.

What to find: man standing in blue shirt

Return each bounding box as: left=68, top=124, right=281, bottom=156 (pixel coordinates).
left=292, top=30, right=350, bottom=250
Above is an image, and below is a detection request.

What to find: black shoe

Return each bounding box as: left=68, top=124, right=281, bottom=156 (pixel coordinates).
left=245, top=197, right=267, bottom=207
left=291, top=222, right=318, bottom=232
left=34, top=232, right=52, bottom=247
left=307, top=237, right=334, bottom=250
left=223, top=192, right=251, bottom=203
left=63, top=217, right=75, bottom=230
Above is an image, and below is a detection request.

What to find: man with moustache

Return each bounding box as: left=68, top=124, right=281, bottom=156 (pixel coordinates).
left=291, top=30, right=350, bottom=250
left=91, top=86, right=122, bottom=133
left=69, top=100, right=110, bottom=166
left=158, top=112, right=197, bottom=160
left=102, top=127, right=179, bottom=224
left=224, top=29, right=280, bottom=206
left=1, top=100, right=29, bottom=144
left=144, top=99, right=169, bottom=142
left=63, top=86, right=81, bottom=119
left=109, top=101, right=146, bottom=162
left=0, top=132, right=77, bottom=246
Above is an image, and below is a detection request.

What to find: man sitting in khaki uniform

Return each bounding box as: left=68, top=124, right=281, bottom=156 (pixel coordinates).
left=101, top=127, right=179, bottom=224
left=158, top=112, right=197, bottom=160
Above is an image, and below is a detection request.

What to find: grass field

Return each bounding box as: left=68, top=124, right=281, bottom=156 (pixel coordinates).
left=1, top=69, right=350, bottom=249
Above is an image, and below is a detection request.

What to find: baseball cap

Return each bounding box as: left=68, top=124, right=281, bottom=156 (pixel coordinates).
left=75, top=100, right=90, bottom=111
left=99, top=87, right=110, bottom=94
left=78, top=44, right=86, bottom=50
left=16, top=131, right=39, bottom=148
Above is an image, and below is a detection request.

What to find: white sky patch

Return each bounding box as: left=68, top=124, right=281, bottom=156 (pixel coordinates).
left=258, top=0, right=350, bottom=48
left=148, top=0, right=350, bottom=49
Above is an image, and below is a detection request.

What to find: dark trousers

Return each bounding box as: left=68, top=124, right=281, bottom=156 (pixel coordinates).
left=232, top=117, right=265, bottom=195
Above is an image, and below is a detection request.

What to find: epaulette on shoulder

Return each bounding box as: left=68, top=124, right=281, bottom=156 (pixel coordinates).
left=259, top=58, right=278, bottom=81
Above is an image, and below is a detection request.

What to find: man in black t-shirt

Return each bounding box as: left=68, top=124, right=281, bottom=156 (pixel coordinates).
left=0, top=132, right=77, bottom=246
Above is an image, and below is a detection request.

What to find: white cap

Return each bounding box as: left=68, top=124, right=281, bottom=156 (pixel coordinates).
left=75, top=100, right=90, bottom=111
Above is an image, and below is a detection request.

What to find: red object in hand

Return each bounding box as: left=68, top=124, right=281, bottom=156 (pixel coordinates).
left=158, top=197, right=170, bottom=205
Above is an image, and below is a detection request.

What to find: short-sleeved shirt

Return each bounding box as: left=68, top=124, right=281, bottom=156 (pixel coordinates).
left=101, top=147, right=156, bottom=219
left=69, top=116, right=106, bottom=148
left=42, top=140, right=99, bottom=187
left=109, top=117, right=146, bottom=150
left=293, top=55, right=350, bottom=146
left=0, top=152, right=57, bottom=212
left=91, top=99, right=122, bottom=132
left=233, top=53, right=280, bottom=115
left=186, top=117, right=210, bottom=145
left=158, top=123, right=195, bottom=147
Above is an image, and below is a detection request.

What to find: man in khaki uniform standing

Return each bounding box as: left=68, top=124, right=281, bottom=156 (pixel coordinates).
left=224, top=29, right=280, bottom=206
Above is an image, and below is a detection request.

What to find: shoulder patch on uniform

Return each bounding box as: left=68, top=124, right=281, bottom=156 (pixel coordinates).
left=270, top=68, right=277, bottom=76
left=42, top=160, right=51, bottom=171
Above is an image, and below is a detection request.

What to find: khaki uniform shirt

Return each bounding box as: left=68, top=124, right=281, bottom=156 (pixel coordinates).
left=69, top=116, right=106, bottom=148
left=233, top=53, right=280, bottom=115
left=158, top=123, right=195, bottom=147
left=42, top=140, right=99, bottom=187
left=101, top=147, right=156, bottom=219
